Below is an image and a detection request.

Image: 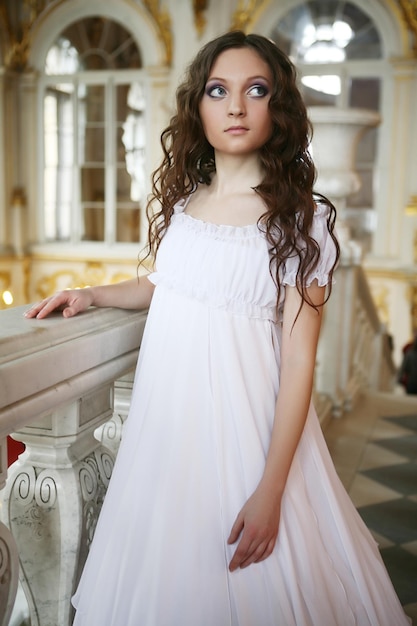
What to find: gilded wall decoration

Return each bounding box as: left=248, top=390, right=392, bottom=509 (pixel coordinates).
left=0, top=0, right=49, bottom=70
left=35, top=263, right=134, bottom=299
left=193, top=0, right=208, bottom=37
left=0, top=0, right=173, bottom=69
left=230, top=0, right=268, bottom=32
left=0, top=271, right=12, bottom=309
left=142, top=0, right=173, bottom=65
left=398, top=0, right=417, bottom=52
left=0, top=271, right=11, bottom=290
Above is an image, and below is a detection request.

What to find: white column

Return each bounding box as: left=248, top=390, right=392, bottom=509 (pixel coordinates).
left=0, top=69, right=7, bottom=253
left=373, top=58, right=417, bottom=261
left=19, top=71, right=39, bottom=248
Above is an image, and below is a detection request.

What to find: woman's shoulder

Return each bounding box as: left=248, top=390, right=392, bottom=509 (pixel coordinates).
left=313, top=196, right=334, bottom=220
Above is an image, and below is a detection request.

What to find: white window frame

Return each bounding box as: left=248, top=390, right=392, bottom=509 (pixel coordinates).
left=37, top=68, right=149, bottom=255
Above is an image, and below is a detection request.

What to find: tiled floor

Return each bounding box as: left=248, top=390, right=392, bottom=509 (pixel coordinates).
left=324, top=389, right=417, bottom=625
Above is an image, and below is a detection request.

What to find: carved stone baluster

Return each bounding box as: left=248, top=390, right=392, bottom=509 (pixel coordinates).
left=1, top=386, right=115, bottom=626
left=95, top=371, right=134, bottom=454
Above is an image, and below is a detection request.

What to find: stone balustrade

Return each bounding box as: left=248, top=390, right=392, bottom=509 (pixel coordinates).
left=316, top=261, right=396, bottom=418
left=0, top=268, right=394, bottom=624
left=0, top=305, right=147, bottom=626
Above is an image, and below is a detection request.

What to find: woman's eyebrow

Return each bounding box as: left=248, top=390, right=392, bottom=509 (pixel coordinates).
left=206, top=75, right=271, bottom=83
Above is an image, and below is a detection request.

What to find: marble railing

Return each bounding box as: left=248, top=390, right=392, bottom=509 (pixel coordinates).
left=0, top=267, right=394, bottom=624
left=316, top=261, right=396, bottom=418
left=0, top=305, right=147, bottom=626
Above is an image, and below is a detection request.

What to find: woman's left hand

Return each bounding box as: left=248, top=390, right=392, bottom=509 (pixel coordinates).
left=227, top=484, right=281, bottom=572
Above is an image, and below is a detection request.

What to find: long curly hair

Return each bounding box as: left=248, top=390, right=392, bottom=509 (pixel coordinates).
left=143, top=30, right=339, bottom=312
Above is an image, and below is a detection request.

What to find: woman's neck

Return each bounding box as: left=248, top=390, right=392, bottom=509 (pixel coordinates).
left=210, top=152, right=264, bottom=196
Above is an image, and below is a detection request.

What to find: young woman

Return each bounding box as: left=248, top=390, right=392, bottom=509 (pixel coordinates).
left=25, top=31, right=410, bottom=626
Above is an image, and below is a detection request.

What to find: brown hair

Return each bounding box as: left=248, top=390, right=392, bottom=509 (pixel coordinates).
left=143, top=30, right=339, bottom=312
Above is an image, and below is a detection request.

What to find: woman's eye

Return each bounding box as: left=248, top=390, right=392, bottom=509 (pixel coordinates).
left=206, top=85, right=227, bottom=98
left=248, top=84, right=269, bottom=97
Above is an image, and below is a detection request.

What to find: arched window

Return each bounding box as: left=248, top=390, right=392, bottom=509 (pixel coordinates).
left=270, top=1, right=383, bottom=248
left=41, top=17, right=145, bottom=244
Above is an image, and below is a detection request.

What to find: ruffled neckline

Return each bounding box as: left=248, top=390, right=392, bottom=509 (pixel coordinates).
left=176, top=211, right=262, bottom=238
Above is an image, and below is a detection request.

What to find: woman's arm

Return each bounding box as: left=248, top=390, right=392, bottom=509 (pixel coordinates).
left=228, top=281, right=325, bottom=571
left=24, top=275, right=155, bottom=319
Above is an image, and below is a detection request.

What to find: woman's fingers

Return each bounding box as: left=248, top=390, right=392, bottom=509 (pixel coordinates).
left=24, top=289, right=91, bottom=319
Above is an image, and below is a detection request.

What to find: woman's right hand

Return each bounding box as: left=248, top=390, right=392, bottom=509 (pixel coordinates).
left=24, top=288, right=94, bottom=319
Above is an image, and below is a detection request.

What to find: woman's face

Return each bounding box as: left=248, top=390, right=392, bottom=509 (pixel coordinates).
left=199, top=47, right=273, bottom=157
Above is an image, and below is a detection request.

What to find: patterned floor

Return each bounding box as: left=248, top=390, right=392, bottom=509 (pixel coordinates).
left=324, top=392, right=417, bottom=625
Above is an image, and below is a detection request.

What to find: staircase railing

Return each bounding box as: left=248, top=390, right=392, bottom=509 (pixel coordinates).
left=315, top=259, right=396, bottom=419
left=0, top=305, right=146, bottom=626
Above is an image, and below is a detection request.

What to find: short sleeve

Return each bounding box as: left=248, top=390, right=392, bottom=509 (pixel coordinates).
left=147, top=272, right=159, bottom=286
left=281, top=202, right=338, bottom=288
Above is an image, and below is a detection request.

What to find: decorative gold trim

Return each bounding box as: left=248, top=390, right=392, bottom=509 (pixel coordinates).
left=193, top=0, right=208, bottom=37
left=0, top=271, right=12, bottom=309
left=230, top=0, right=269, bottom=32
left=405, top=194, right=417, bottom=215
left=34, top=262, right=135, bottom=299
left=0, top=271, right=11, bottom=288
left=142, top=0, right=173, bottom=65
left=0, top=1, right=46, bottom=71
left=397, top=0, right=417, bottom=53
left=365, top=267, right=417, bottom=282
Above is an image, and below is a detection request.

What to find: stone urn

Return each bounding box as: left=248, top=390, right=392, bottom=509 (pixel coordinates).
left=308, top=106, right=380, bottom=260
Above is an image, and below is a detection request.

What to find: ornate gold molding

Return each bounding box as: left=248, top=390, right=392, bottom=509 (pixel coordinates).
left=142, top=0, right=173, bottom=65
left=0, top=0, right=47, bottom=71
left=193, top=0, right=208, bottom=37
left=405, top=194, right=417, bottom=215
left=397, top=0, right=417, bottom=52
left=230, top=0, right=268, bottom=32
left=35, top=263, right=134, bottom=299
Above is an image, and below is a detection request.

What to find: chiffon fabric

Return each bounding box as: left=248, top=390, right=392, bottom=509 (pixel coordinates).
left=72, top=197, right=410, bottom=625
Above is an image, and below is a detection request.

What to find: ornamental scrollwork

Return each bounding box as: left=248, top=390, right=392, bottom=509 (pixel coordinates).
left=142, top=0, right=173, bottom=65
left=79, top=449, right=115, bottom=546
left=0, top=0, right=49, bottom=70
left=230, top=0, right=268, bottom=32
left=10, top=467, right=58, bottom=540
left=193, top=0, right=208, bottom=37
left=398, top=0, right=417, bottom=53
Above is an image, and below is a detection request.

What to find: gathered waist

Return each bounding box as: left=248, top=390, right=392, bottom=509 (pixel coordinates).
left=149, top=273, right=278, bottom=323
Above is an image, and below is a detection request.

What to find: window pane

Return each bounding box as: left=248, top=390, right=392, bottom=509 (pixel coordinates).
left=81, top=167, right=105, bottom=241
left=117, top=82, right=146, bottom=206
left=83, top=207, right=104, bottom=241
left=349, top=78, right=380, bottom=111
left=270, top=1, right=382, bottom=63
left=301, top=75, right=339, bottom=106
left=45, top=38, right=80, bottom=74
left=81, top=167, right=105, bottom=202
left=80, top=127, right=105, bottom=164
left=43, top=87, right=74, bottom=241
left=116, top=207, right=140, bottom=243
left=45, top=17, right=142, bottom=73
left=83, top=85, right=105, bottom=122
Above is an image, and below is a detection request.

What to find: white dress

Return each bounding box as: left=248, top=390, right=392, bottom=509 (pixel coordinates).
left=72, top=197, right=410, bottom=626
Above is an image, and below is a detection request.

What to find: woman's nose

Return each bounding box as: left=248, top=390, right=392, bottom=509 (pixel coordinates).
left=228, top=93, right=245, bottom=116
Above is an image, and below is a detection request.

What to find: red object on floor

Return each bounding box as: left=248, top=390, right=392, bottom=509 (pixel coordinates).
left=7, top=436, right=25, bottom=466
